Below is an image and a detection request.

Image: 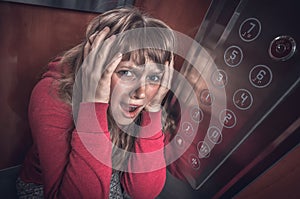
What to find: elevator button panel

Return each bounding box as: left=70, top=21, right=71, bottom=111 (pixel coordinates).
left=168, top=0, right=300, bottom=190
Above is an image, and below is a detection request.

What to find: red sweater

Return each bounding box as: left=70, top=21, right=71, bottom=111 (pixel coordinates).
left=20, top=61, right=166, bottom=199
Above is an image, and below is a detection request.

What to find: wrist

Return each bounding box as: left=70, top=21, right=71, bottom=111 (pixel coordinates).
left=82, top=97, right=109, bottom=103
left=138, top=110, right=162, bottom=138
left=144, top=104, right=161, bottom=112
left=76, top=102, right=109, bottom=132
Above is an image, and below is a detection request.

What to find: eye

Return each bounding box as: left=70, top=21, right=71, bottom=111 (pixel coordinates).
left=117, top=70, right=136, bottom=81
left=147, top=74, right=161, bottom=84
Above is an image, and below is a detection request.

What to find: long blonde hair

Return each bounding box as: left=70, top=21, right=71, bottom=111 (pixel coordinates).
left=57, top=7, right=175, bottom=170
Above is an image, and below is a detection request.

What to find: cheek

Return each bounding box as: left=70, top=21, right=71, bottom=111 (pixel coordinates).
left=110, top=74, right=118, bottom=93
left=110, top=75, right=122, bottom=102
left=145, top=85, right=160, bottom=99
left=110, top=74, right=132, bottom=98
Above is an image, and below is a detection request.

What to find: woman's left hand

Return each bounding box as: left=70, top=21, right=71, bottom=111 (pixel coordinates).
left=144, top=55, right=174, bottom=112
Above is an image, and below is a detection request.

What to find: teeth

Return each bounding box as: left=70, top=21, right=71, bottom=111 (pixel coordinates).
left=129, top=106, right=137, bottom=112
left=121, top=103, right=138, bottom=112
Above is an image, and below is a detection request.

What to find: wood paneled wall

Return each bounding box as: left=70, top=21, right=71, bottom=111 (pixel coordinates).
left=0, top=2, right=97, bottom=169
left=135, top=0, right=210, bottom=38
left=135, top=0, right=211, bottom=70
left=0, top=0, right=210, bottom=169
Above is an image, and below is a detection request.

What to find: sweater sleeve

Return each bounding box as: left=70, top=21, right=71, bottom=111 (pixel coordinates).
left=121, top=111, right=166, bottom=199
left=28, top=77, right=112, bottom=198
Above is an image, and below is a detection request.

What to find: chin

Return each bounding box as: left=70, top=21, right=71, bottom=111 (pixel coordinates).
left=109, top=111, right=137, bottom=127
left=115, top=117, right=135, bottom=126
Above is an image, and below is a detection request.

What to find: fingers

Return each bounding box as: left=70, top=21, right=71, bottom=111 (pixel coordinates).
left=167, top=54, right=174, bottom=88
left=160, top=56, right=174, bottom=90
left=82, top=26, right=117, bottom=81
left=83, top=27, right=110, bottom=63
left=101, top=52, right=122, bottom=78
left=92, top=27, right=110, bottom=51
left=93, top=34, right=116, bottom=75
left=81, top=26, right=121, bottom=103
left=144, top=55, right=174, bottom=112
left=84, top=31, right=98, bottom=58
left=160, top=62, right=169, bottom=88
left=95, top=53, right=122, bottom=103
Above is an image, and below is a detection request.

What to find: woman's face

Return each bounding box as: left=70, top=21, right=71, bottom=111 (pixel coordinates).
left=109, top=55, right=164, bottom=125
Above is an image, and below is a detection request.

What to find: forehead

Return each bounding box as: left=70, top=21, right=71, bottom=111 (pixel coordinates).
left=119, top=56, right=164, bottom=72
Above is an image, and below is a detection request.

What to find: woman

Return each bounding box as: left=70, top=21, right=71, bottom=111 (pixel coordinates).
left=17, top=7, right=174, bottom=199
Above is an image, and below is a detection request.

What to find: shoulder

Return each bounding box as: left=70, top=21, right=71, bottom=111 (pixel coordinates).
left=29, top=76, right=72, bottom=121
left=28, top=76, right=74, bottom=136
left=31, top=77, right=68, bottom=107
left=30, top=58, right=71, bottom=112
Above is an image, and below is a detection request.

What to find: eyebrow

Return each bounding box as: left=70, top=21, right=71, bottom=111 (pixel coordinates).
left=118, top=62, right=164, bottom=73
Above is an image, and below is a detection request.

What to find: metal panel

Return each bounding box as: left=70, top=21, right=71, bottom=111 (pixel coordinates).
left=163, top=0, right=300, bottom=198
left=0, top=0, right=134, bottom=13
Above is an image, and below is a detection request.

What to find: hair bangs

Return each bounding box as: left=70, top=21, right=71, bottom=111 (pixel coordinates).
left=112, top=27, right=174, bottom=67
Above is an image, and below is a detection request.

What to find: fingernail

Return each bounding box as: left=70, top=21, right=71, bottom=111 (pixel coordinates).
left=110, top=35, right=116, bottom=40
left=103, top=26, right=110, bottom=32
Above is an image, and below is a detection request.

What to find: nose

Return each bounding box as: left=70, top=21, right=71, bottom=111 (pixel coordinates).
left=130, top=84, right=146, bottom=99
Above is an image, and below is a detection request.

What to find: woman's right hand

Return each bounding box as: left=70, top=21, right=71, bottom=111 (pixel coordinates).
left=81, top=27, right=122, bottom=103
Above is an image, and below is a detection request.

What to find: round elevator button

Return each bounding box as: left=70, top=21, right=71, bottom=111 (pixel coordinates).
left=269, top=35, right=296, bottom=61
left=239, top=18, right=261, bottom=42
left=249, top=65, right=272, bottom=88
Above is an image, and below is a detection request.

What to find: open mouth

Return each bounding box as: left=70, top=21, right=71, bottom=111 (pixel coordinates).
left=120, top=103, right=141, bottom=118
